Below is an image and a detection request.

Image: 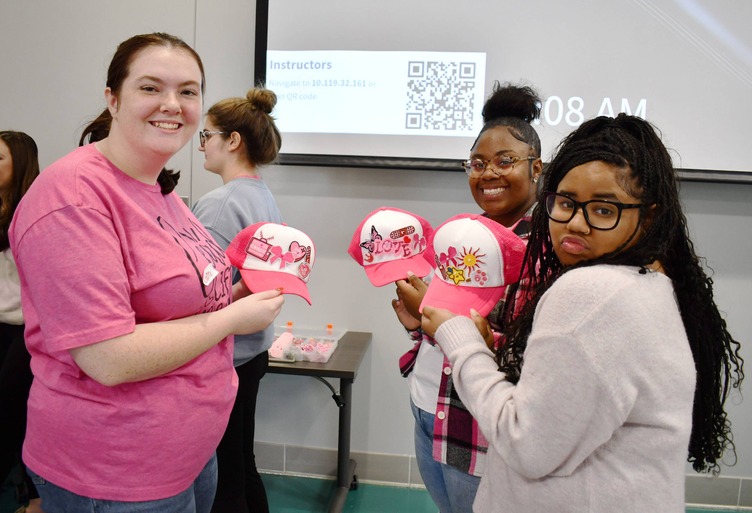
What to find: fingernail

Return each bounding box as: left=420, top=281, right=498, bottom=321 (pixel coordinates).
left=406, top=271, right=415, bottom=277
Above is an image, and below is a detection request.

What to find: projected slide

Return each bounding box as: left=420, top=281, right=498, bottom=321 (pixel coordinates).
left=260, top=0, right=752, bottom=176
left=267, top=51, right=485, bottom=136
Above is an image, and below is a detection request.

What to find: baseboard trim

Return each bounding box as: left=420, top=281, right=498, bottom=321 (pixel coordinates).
left=256, top=441, right=752, bottom=508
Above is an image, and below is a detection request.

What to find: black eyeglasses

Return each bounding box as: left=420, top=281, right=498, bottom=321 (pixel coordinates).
left=544, top=192, right=644, bottom=231
left=462, top=155, right=535, bottom=177
left=198, top=129, right=225, bottom=147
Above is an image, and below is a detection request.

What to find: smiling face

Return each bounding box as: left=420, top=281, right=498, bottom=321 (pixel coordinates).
left=549, top=161, right=644, bottom=267
left=106, top=46, right=203, bottom=162
left=469, top=126, right=541, bottom=227
left=0, top=139, right=13, bottom=195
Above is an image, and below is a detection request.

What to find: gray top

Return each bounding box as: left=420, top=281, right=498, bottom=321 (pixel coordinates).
left=192, top=176, right=283, bottom=366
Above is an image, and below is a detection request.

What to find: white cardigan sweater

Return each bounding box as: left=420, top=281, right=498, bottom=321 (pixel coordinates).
left=435, top=265, right=695, bottom=513
left=0, top=247, right=23, bottom=325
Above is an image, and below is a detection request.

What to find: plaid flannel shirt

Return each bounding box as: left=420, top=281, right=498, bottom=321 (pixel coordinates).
left=398, top=211, right=533, bottom=477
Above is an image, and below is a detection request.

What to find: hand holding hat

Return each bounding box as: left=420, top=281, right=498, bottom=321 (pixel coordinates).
left=421, top=306, right=495, bottom=350
left=395, top=271, right=427, bottom=320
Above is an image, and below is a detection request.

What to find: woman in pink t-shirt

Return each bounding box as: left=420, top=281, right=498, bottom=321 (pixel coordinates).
left=10, top=33, right=284, bottom=513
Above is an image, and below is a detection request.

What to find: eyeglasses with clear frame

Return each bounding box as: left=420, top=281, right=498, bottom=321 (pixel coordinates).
left=544, top=191, right=644, bottom=231
left=198, top=129, right=225, bottom=147
left=462, top=154, right=536, bottom=177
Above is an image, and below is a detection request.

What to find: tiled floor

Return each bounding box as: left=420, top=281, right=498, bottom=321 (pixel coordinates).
left=263, top=474, right=745, bottom=513
left=0, top=470, right=744, bottom=513
left=261, top=473, right=436, bottom=513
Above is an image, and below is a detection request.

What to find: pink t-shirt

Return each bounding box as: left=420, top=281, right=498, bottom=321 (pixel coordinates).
left=10, top=144, right=237, bottom=501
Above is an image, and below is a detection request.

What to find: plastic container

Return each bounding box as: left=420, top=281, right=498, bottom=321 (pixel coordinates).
left=269, top=323, right=346, bottom=363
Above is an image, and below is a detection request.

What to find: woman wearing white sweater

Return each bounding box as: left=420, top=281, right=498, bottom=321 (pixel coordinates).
left=421, top=114, right=744, bottom=513
left=0, top=130, right=41, bottom=513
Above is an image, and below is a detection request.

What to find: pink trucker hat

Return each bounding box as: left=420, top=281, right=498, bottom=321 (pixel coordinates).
left=348, top=207, right=434, bottom=287
left=226, top=222, right=316, bottom=304
left=420, top=214, right=526, bottom=317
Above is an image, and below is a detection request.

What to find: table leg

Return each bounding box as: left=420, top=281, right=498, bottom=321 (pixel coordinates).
left=327, top=378, right=355, bottom=513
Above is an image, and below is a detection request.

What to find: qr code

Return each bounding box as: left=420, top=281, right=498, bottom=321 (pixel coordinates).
left=405, top=61, right=477, bottom=131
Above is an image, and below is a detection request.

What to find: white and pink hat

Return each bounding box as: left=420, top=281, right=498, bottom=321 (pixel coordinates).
left=420, top=214, right=526, bottom=317
left=226, top=222, right=316, bottom=304
left=347, top=207, right=434, bottom=287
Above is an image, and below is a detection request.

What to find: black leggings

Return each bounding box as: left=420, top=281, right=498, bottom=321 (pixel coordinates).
left=211, top=351, right=269, bottom=513
left=0, top=322, right=38, bottom=501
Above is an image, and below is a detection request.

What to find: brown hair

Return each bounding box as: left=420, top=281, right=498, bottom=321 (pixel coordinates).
left=0, top=131, right=40, bottom=250
left=206, top=87, right=282, bottom=166
left=79, top=33, right=206, bottom=194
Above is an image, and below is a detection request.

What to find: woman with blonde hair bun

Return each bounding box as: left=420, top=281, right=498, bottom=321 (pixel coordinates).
left=192, top=86, right=283, bottom=513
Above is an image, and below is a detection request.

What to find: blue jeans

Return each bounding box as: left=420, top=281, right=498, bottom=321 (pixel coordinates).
left=411, top=400, right=480, bottom=513
left=27, top=453, right=218, bottom=513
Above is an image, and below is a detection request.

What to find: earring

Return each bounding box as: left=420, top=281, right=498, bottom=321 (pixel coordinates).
left=533, top=177, right=539, bottom=183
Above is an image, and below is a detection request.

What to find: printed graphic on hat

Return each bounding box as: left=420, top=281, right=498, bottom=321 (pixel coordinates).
left=359, top=224, right=427, bottom=264
left=227, top=221, right=316, bottom=304
left=245, top=230, right=312, bottom=279
left=347, top=206, right=435, bottom=287
left=247, top=236, right=273, bottom=262
left=419, top=213, right=526, bottom=317
left=436, top=245, right=488, bottom=286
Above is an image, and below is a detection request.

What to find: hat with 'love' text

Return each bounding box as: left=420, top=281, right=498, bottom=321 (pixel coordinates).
left=347, top=207, right=434, bottom=287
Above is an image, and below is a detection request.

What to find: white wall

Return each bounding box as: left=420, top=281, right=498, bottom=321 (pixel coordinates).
left=2, top=0, right=751, bottom=477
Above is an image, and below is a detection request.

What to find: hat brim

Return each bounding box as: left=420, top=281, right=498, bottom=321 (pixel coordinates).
left=239, top=269, right=312, bottom=305
left=363, top=255, right=434, bottom=287
left=419, top=278, right=504, bottom=317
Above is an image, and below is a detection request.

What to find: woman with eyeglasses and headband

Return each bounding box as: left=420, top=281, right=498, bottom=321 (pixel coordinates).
left=10, top=34, right=284, bottom=513
left=421, top=113, right=744, bottom=513
left=391, top=82, right=543, bottom=513
left=191, top=86, right=283, bottom=513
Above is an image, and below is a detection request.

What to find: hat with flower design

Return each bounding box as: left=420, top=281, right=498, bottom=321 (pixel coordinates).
left=420, top=213, right=526, bottom=317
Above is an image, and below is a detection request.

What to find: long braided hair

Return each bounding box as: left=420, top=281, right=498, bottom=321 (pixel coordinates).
left=497, top=113, right=744, bottom=473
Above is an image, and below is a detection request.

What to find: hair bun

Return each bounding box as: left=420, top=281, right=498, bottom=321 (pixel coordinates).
left=482, top=82, right=541, bottom=124
left=246, top=87, right=277, bottom=114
